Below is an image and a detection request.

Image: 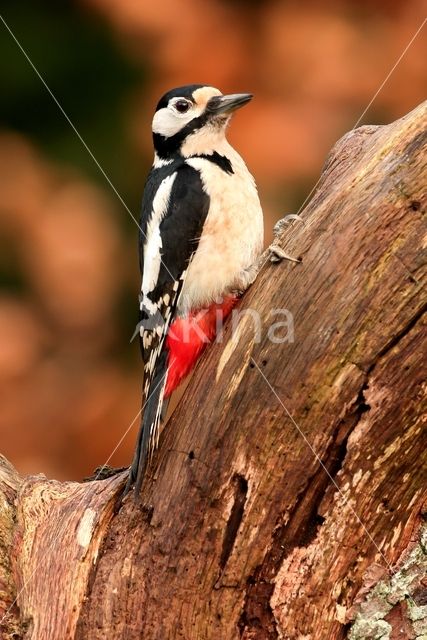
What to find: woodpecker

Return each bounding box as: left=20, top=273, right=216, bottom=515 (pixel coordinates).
left=123, top=84, right=264, bottom=497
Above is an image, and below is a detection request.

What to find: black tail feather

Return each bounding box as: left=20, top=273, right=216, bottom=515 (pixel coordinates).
left=122, top=350, right=168, bottom=501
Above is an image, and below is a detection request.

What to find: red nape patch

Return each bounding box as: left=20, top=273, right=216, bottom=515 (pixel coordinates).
left=164, top=295, right=238, bottom=398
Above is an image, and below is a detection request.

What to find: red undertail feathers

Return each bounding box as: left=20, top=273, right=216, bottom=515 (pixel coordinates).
left=165, top=295, right=238, bottom=397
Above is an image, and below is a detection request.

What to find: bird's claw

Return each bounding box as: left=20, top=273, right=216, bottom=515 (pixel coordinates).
left=269, top=244, right=301, bottom=263
left=273, top=213, right=304, bottom=238
left=83, top=465, right=128, bottom=482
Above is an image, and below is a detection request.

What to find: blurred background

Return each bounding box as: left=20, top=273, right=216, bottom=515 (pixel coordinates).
left=0, top=0, right=425, bottom=480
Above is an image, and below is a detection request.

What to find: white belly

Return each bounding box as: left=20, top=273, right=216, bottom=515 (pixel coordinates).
left=179, top=149, right=264, bottom=314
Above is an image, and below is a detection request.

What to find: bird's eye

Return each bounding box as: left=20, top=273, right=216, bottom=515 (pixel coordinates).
left=175, top=100, right=190, bottom=113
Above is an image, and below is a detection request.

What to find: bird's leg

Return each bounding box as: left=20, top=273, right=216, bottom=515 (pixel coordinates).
left=232, top=259, right=263, bottom=293
left=269, top=214, right=304, bottom=263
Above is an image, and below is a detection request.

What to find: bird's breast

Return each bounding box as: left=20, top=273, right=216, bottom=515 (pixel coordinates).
left=179, top=151, right=264, bottom=314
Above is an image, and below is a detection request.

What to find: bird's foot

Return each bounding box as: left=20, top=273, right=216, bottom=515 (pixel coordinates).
left=83, top=465, right=128, bottom=482
left=269, top=213, right=304, bottom=264
left=273, top=213, right=303, bottom=237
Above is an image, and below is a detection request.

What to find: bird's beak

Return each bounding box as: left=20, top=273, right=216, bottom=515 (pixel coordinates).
left=207, top=93, right=253, bottom=115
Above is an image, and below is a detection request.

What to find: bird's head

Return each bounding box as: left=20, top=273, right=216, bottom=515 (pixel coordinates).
left=152, top=84, right=252, bottom=160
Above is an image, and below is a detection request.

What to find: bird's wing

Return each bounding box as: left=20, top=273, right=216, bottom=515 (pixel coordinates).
left=128, top=162, right=210, bottom=495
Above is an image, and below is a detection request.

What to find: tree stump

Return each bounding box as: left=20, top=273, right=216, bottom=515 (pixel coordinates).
left=0, top=101, right=426, bottom=640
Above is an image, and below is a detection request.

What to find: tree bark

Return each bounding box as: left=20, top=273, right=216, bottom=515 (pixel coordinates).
left=1, top=102, right=426, bottom=640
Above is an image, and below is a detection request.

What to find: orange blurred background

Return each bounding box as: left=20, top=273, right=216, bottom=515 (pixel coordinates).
left=0, top=0, right=425, bottom=480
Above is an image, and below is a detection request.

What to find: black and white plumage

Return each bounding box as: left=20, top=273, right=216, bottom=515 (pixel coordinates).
left=123, top=84, right=264, bottom=498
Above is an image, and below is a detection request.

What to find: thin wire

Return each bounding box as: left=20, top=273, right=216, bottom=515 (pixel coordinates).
left=353, top=17, right=427, bottom=130
left=0, top=12, right=177, bottom=285
left=0, top=14, right=139, bottom=230
left=250, top=357, right=393, bottom=571
left=292, top=17, right=427, bottom=220
left=96, top=406, right=142, bottom=472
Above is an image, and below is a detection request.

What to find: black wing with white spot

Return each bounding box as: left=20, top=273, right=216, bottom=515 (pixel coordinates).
left=125, top=161, right=210, bottom=496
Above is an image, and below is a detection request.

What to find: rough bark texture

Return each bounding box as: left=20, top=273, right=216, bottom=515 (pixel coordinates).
left=0, top=102, right=426, bottom=640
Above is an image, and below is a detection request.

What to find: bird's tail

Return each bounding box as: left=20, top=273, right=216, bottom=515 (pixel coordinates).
left=122, top=350, right=168, bottom=499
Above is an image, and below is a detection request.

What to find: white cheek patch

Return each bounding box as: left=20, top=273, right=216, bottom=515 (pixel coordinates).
left=152, top=107, right=192, bottom=137
left=152, top=104, right=205, bottom=138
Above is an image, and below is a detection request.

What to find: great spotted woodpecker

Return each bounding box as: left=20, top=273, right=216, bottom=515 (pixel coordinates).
left=124, top=84, right=264, bottom=497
